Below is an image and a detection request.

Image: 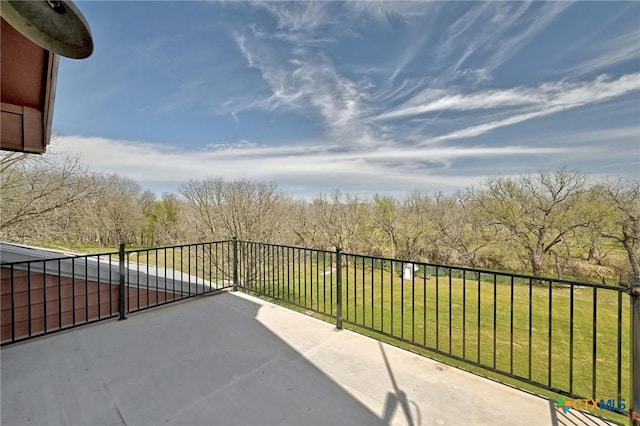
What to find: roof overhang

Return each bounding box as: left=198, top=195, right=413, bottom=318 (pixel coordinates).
left=0, top=17, right=58, bottom=154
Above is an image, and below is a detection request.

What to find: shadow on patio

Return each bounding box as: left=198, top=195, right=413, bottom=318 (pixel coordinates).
left=1, top=292, right=617, bottom=426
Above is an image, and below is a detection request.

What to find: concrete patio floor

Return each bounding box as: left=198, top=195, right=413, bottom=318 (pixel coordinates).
left=1, top=291, right=615, bottom=426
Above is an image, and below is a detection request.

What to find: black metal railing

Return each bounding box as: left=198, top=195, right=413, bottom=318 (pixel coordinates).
left=1, top=241, right=234, bottom=345
left=338, top=253, right=631, bottom=407
left=237, top=241, right=338, bottom=318
left=2, top=238, right=637, bottom=422
left=235, top=240, right=635, bottom=422
left=1, top=251, right=121, bottom=344
left=123, top=240, right=235, bottom=315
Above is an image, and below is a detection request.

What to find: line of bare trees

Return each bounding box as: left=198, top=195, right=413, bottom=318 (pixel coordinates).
left=1, top=152, right=638, bottom=283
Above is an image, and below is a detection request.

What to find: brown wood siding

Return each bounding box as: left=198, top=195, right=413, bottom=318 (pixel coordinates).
left=0, top=18, right=56, bottom=153
left=126, top=286, right=179, bottom=311
left=1, top=267, right=178, bottom=342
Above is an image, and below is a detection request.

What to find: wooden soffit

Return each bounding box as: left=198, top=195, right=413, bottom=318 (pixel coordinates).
left=1, top=17, right=58, bottom=154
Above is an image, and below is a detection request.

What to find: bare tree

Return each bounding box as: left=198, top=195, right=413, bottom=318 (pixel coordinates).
left=371, top=191, right=433, bottom=260
left=179, top=177, right=286, bottom=242
left=311, top=190, right=368, bottom=252
left=289, top=199, right=324, bottom=247
left=472, top=169, right=591, bottom=278
left=81, top=174, right=146, bottom=246
left=0, top=152, right=95, bottom=242
left=597, top=179, right=640, bottom=280
left=370, top=194, right=400, bottom=257
left=138, top=189, right=158, bottom=245
left=179, top=177, right=288, bottom=291
left=431, top=192, right=495, bottom=269
left=153, top=193, right=182, bottom=245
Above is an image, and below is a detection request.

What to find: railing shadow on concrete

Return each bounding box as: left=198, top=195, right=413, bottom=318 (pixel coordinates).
left=379, top=341, right=422, bottom=426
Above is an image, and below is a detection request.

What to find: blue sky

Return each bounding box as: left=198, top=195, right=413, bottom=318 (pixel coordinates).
left=52, top=1, right=640, bottom=197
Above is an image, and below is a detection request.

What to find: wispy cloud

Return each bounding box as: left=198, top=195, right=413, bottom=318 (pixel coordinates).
left=432, top=2, right=572, bottom=84
left=235, top=33, right=257, bottom=68
left=386, top=3, right=440, bottom=82
left=375, top=73, right=640, bottom=144
left=437, top=1, right=496, bottom=63
left=53, top=135, right=571, bottom=196
left=255, top=1, right=332, bottom=34
left=377, top=90, right=538, bottom=120
left=556, top=126, right=639, bottom=146
left=565, top=28, right=640, bottom=77
left=234, top=14, right=382, bottom=146
left=389, top=29, right=430, bottom=83
left=482, top=2, right=572, bottom=73
left=230, top=1, right=596, bottom=152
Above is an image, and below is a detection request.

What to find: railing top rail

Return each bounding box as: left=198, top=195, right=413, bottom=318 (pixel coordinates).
left=338, top=250, right=629, bottom=292
left=237, top=240, right=336, bottom=255
left=1, top=239, right=628, bottom=292
left=1, top=251, right=119, bottom=267
left=124, top=240, right=234, bottom=253
left=0, top=241, right=237, bottom=267
left=233, top=239, right=627, bottom=291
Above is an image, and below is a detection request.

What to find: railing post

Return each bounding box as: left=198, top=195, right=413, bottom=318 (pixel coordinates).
left=336, top=247, right=342, bottom=330
left=631, top=279, right=640, bottom=425
left=118, top=243, right=126, bottom=321
left=232, top=237, right=238, bottom=292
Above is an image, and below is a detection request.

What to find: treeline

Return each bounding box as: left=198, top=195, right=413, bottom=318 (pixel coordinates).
left=1, top=152, right=638, bottom=283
